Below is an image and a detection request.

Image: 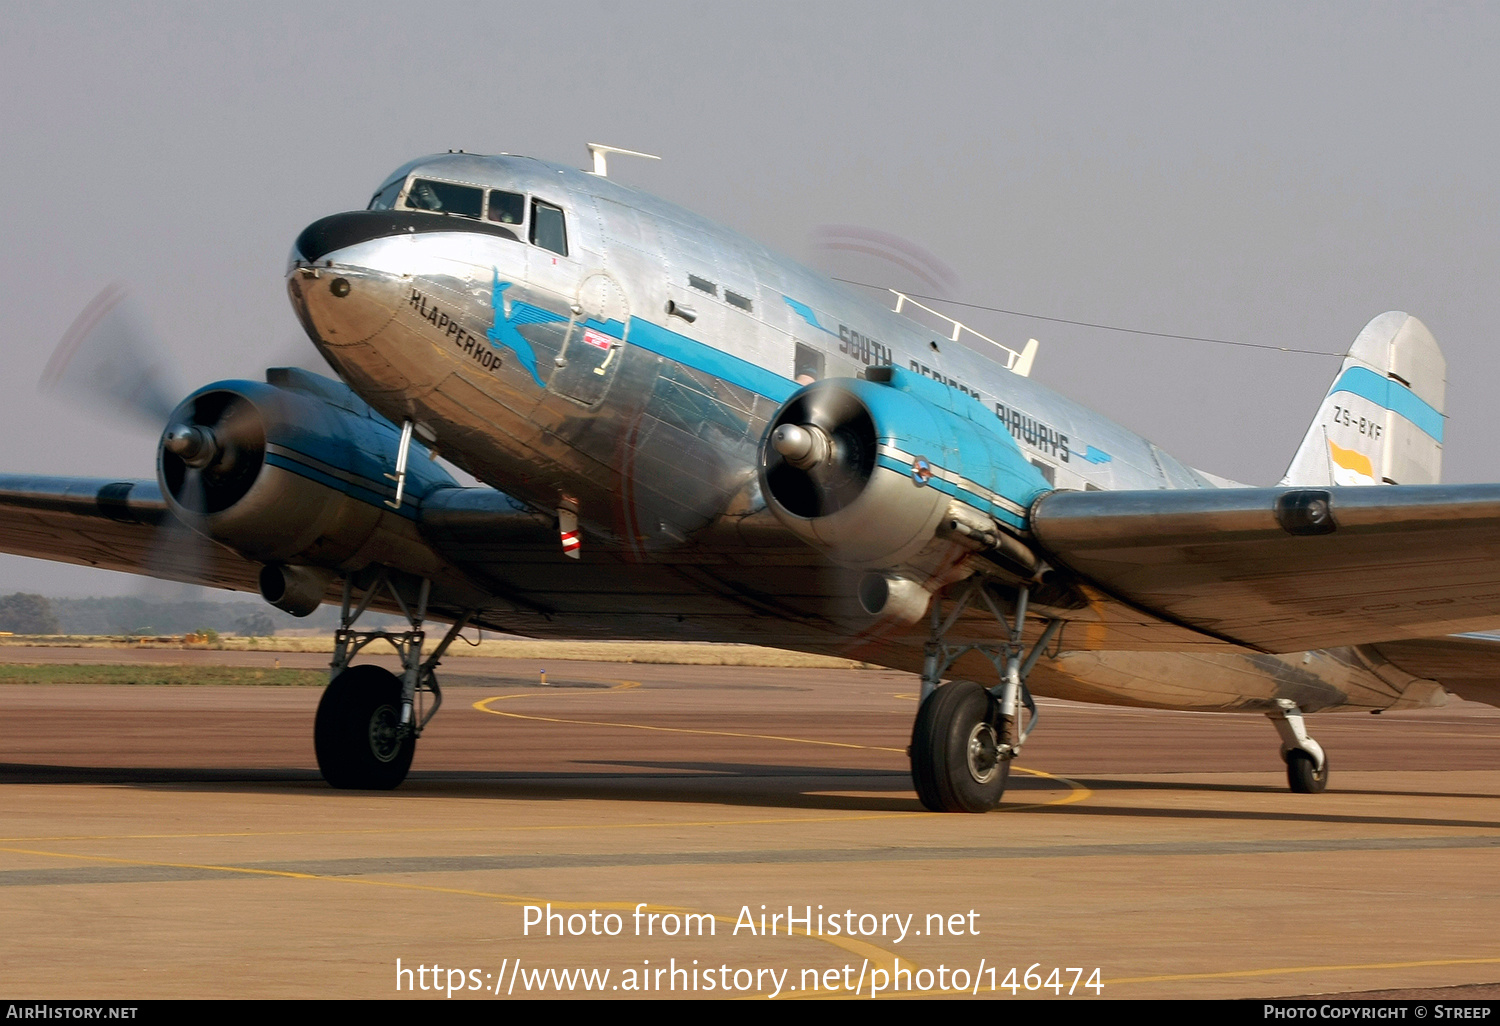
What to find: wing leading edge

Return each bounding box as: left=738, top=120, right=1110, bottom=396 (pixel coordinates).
left=1031, top=484, right=1500, bottom=653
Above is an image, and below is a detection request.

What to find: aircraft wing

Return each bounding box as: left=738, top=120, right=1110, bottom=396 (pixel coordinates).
left=1369, top=635, right=1500, bottom=707
left=0, top=475, right=526, bottom=628
left=0, top=475, right=266, bottom=593
left=1030, top=484, right=1500, bottom=653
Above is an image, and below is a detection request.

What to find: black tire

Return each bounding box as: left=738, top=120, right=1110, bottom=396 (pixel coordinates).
left=1286, top=749, right=1328, bottom=793
left=314, top=665, right=415, bottom=790
left=910, top=680, right=1009, bottom=813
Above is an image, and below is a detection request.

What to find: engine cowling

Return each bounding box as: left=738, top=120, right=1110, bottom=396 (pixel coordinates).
left=758, top=367, right=1053, bottom=574
left=157, top=370, right=456, bottom=578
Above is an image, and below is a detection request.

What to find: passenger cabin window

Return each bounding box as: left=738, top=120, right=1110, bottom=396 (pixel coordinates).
left=368, top=178, right=404, bottom=211
left=531, top=199, right=568, bottom=256
left=404, top=178, right=484, bottom=219
left=725, top=289, right=753, bottom=312
left=794, top=343, right=824, bottom=385
left=487, top=190, right=524, bottom=226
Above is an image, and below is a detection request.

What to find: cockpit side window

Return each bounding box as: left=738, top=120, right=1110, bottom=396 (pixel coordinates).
left=404, top=178, right=484, bottom=219
left=531, top=199, right=568, bottom=256
left=368, top=178, right=404, bottom=211
left=487, top=190, right=525, bottom=226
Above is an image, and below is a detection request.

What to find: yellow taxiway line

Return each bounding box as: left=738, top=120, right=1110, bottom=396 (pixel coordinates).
left=471, top=684, right=1094, bottom=811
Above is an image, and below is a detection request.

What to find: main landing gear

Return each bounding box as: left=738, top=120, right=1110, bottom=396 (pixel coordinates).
left=314, top=569, right=473, bottom=790
left=1268, top=699, right=1329, bottom=793
left=910, top=579, right=1063, bottom=813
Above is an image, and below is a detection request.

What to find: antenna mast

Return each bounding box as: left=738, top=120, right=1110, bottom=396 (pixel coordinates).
left=586, top=143, right=661, bottom=177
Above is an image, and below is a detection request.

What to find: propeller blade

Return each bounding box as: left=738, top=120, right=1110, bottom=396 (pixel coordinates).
left=177, top=467, right=207, bottom=517
left=268, top=333, right=335, bottom=376
left=159, top=389, right=267, bottom=519
left=807, top=224, right=961, bottom=299
left=41, top=282, right=185, bottom=429
left=40, top=286, right=234, bottom=600
left=142, top=468, right=220, bottom=590
left=795, top=384, right=866, bottom=435
left=212, top=396, right=264, bottom=451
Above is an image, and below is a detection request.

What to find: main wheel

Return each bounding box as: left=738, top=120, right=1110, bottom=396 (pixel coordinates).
left=314, top=665, right=415, bottom=790
left=910, top=680, right=1010, bottom=812
left=1286, top=749, right=1328, bottom=793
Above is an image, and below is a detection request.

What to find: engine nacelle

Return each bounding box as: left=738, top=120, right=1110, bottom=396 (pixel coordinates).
left=157, top=368, right=457, bottom=574
left=758, top=367, right=1052, bottom=572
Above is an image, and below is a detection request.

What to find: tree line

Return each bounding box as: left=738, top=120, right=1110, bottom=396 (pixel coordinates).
left=0, top=594, right=334, bottom=636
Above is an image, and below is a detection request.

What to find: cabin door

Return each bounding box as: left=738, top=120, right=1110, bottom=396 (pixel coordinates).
left=551, top=272, right=629, bottom=405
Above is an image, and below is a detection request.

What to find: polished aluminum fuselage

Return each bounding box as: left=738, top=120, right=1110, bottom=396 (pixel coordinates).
left=287, top=152, right=1441, bottom=715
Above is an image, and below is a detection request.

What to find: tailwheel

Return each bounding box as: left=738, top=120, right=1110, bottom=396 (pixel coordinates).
left=1285, top=749, right=1329, bottom=794
left=910, top=680, right=1009, bottom=813
left=314, top=664, right=415, bottom=790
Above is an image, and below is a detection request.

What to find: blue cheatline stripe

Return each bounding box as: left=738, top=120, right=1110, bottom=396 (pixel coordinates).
left=783, top=295, right=835, bottom=334
left=263, top=451, right=417, bottom=521
left=1329, top=366, right=1445, bottom=442
left=625, top=316, right=798, bottom=403
left=557, top=314, right=1035, bottom=527
left=500, top=284, right=796, bottom=402
left=874, top=454, right=1027, bottom=530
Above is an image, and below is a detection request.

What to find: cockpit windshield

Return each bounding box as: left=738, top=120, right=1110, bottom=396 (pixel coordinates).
left=405, top=178, right=485, bottom=219
left=365, top=167, right=566, bottom=251
left=367, top=177, right=404, bottom=211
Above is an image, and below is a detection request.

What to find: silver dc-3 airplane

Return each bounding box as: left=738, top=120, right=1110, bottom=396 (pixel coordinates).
left=6, top=145, right=1499, bottom=812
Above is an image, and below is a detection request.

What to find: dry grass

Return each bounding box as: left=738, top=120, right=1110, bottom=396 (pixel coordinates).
left=0, top=635, right=870, bottom=669
left=0, top=664, right=325, bottom=686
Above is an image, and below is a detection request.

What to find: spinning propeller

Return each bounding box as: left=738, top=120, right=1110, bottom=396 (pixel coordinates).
left=763, top=383, right=877, bottom=519
left=159, top=390, right=266, bottom=517
left=41, top=282, right=186, bottom=430
left=40, top=283, right=264, bottom=588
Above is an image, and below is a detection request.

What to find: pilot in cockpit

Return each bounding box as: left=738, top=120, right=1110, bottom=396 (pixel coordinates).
left=407, top=179, right=444, bottom=212
left=486, top=190, right=524, bottom=225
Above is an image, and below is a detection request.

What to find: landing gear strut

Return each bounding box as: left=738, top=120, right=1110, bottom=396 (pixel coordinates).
left=314, top=568, right=473, bottom=789
left=910, top=579, right=1063, bottom=813
left=1268, top=699, right=1328, bottom=794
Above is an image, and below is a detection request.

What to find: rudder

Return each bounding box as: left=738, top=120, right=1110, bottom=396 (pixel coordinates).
left=1279, top=312, right=1446, bottom=487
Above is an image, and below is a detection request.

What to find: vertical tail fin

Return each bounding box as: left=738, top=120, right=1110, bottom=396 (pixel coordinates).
left=1279, top=312, right=1446, bottom=487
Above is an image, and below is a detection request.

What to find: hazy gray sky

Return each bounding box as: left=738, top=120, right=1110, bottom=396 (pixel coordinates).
left=3, top=1, right=1499, bottom=594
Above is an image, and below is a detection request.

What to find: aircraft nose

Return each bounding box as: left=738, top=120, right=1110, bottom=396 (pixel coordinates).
left=292, top=211, right=419, bottom=264
left=291, top=210, right=524, bottom=265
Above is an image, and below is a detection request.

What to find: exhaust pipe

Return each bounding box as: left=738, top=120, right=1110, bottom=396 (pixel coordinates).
left=259, top=564, right=336, bottom=617
left=858, top=573, right=931, bottom=625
